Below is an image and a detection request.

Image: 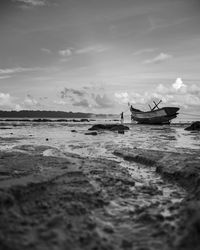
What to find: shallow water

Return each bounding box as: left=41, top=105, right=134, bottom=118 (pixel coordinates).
left=0, top=121, right=199, bottom=158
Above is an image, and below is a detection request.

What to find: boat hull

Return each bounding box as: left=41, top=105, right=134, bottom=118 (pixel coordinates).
left=131, top=107, right=179, bottom=125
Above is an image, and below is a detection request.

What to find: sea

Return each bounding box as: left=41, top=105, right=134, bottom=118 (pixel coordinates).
left=0, top=117, right=199, bottom=158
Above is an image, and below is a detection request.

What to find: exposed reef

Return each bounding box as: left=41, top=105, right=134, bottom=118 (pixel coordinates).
left=185, top=121, right=200, bottom=131
left=114, top=148, right=200, bottom=250
left=88, top=124, right=129, bottom=131
left=0, top=145, right=190, bottom=250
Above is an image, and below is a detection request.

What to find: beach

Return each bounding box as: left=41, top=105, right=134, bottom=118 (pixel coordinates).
left=0, top=120, right=200, bottom=250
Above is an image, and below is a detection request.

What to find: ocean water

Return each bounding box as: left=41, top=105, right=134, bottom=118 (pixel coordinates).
left=0, top=120, right=199, bottom=158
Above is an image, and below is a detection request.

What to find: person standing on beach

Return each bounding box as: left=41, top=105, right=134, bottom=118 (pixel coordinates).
left=120, top=112, right=124, bottom=124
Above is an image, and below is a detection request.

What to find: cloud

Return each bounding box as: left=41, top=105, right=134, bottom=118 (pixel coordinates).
left=59, top=48, right=73, bottom=57
left=60, top=88, right=85, bottom=99
left=157, top=78, right=187, bottom=95
left=14, top=0, right=47, bottom=8
left=93, top=94, right=114, bottom=108
left=115, top=92, right=152, bottom=105
left=115, top=78, right=200, bottom=109
left=59, top=86, right=114, bottom=110
left=172, top=77, right=186, bottom=92
left=23, top=94, right=39, bottom=107
left=0, top=92, right=20, bottom=110
left=15, top=104, right=23, bottom=111
left=115, top=92, right=129, bottom=104
left=58, top=45, right=108, bottom=60
left=0, top=93, right=13, bottom=106
left=156, top=78, right=200, bottom=107
left=144, top=53, right=172, bottom=64
left=0, top=92, right=42, bottom=110
left=76, top=45, right=108, bottom=54
left=0, top=67, right=44, bottom=75
left=73, top=99, right=90, bottom=107
left=41, top=48, right=51, bottom=54
left=53, top=100, right=67, bottom=105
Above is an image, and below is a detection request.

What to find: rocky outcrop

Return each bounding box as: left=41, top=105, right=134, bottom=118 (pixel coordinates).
left=185, top=121, right=200, bottom=131
left=114, top=147, right=200, bottom=250
left=85, top=132, right=98, bottom=136
left=114, top=148, right=200, bottom=194
left=88, top=124, right=129, bottom=131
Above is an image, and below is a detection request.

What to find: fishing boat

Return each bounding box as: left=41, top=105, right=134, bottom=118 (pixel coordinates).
left=130, top=100, right=179, bottom=125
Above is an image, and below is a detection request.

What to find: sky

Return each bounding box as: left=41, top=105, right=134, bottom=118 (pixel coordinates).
left=0, top=0, right=200, bottom=119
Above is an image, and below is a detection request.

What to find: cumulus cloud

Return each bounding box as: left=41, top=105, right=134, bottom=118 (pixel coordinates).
left=115, top=92, right=129, bottom=104
left=54, top=100, right=67, bottom=105
left=15, top=104, right=22, bottom=111
left=115, top=91, right=160, bottom=107
left=93, top=94, right=114, bottom=108
left=73, top=99, right=90, bottom=107
left=156, top=78, right=200, bottom=107
left=144, top=53, right=172, bottom=64
left=23, top=94, right=39, bottom=107
left=59, top=86, right=114, bottom=110
left=60, top=88, right=85, bottom=99
left=115, top=78, right=200, bottom=110
left=0, top=93, right=13, bottom=106
left=157, top=78, right=188, bottom=95
left=0, top=92, right=20, bottom=110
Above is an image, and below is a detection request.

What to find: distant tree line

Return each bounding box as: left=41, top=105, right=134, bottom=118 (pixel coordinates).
left=0, top=110, right=92, bottom=118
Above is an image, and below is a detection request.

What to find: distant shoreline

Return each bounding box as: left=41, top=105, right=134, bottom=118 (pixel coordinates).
left=0, top=110, right=117, bottom=119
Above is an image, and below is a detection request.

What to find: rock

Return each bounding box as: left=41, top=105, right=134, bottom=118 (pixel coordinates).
left=176, top=202, right=200, bottom=250
left=118, top=130, right=124, bottom=134
left=88, top=124, right=129, bottom=131
left=80, top=119, right=89, bottom=122
left=102, top=222, right=114, bottom=233
left=185, top=121, right=200, bottom=131
left=71, top=130, right=77, bottom=133
left=85, top=132, right=98, bottom=136
left=46, top=138, right=49, bottom=141
left=121, top=239, right=133, bottom=248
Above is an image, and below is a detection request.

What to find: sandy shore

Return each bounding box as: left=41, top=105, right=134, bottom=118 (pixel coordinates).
left=0, top=145, right=199, bottom=250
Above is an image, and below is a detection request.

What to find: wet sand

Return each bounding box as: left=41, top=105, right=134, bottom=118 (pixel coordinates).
left=0, top=144, right=199, bottom=250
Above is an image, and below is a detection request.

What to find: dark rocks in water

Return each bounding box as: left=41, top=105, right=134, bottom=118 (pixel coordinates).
left=88, top=124, right=129, bottom=131
left=85, top=132, right=98, bottom=136
left=46, top=138, right=49, bottom=141
left=80, top=118, right=89, bottom=122
left=33, top=119, right=52, bottom=122
left=71, top=130, right=77, bottom=133
left=185, top=121, right=200, bottom=131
